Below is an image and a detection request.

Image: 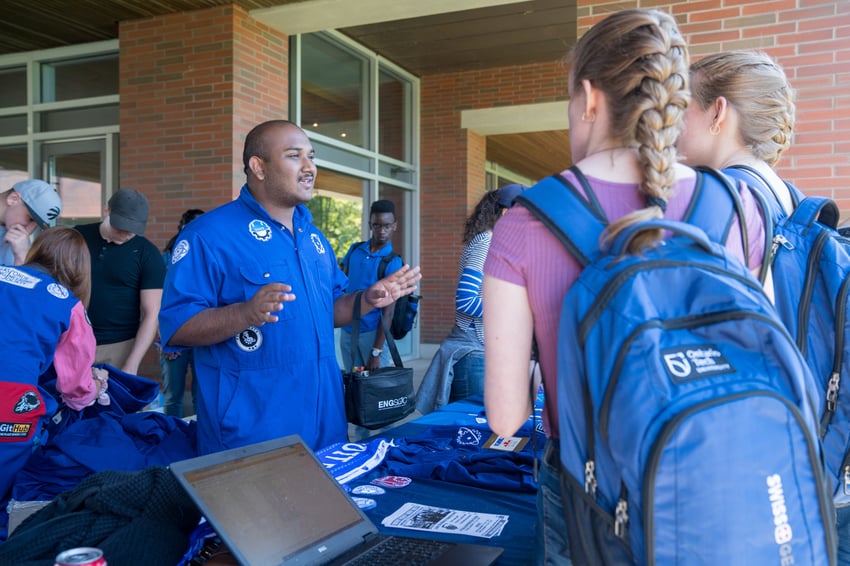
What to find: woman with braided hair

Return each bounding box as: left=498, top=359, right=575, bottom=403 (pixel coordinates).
left=677, top=51, right=850, bottom=562
left=678, top=51, right=798, bottom=307
left=483, top=9, right=766, bottom=564
left=678, top=51, right=797, bottom=214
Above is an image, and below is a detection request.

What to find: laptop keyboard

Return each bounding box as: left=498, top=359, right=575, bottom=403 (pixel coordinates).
left=345, top=536, right=453, bottom=565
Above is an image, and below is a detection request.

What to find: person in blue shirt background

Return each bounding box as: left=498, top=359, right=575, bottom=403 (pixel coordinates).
left=158, top=120, right=421, bottom=455
left=158, top=208, right=204, bottom=418
left=339, top=199, right=403, bottom=372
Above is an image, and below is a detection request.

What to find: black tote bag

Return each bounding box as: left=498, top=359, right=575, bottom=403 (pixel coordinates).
left=343, top=292, right=415, bottom=429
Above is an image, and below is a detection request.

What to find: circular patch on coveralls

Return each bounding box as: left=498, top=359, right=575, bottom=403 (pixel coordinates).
left=235, top=326, right=263, bottom=352
left=172, top=239, right=189, bottom=264
left=248, top=219, right=273, bottom=242
left=46, top=283, right=69, bottom=300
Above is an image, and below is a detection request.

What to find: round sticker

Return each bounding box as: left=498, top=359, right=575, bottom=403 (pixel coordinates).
left=370, top=476, right=412, bottom=489
left=352, top=497, right=377, bottom=510
left=352, top=485, right=386, bottom=496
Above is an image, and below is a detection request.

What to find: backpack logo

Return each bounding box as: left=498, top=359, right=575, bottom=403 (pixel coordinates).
left=661, top=344, right=735, bottom=381
left=14, top=391, right=41, bottom=414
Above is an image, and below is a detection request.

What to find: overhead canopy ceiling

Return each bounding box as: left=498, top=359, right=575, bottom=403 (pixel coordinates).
left=0, top=0, right=574, bottom=179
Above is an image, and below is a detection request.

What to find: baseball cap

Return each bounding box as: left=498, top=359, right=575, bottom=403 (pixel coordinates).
left=108, top=188, right=150, bottom=236
left=496, top=183, right=527, bottom=208
left=13, top=179, right=62, bottom=229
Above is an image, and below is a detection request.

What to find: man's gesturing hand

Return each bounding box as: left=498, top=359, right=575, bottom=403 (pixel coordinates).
left=244, top=282, right=296, bottom=326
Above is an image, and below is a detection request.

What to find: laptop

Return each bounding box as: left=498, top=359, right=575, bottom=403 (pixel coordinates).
left=170, top=435, right=504, bottom=566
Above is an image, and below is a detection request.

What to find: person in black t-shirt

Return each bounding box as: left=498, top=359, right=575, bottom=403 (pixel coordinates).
left=75, top=188, right=165, bottom=376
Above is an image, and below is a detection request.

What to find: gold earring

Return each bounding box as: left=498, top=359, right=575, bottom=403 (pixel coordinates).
left=709, top=123, right=720, bottom=136
left=581, top=111, right=596, bottom=123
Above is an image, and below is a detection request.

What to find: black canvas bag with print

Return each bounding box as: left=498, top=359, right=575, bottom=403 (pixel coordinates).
left=343, top=291, right=415, bottom=429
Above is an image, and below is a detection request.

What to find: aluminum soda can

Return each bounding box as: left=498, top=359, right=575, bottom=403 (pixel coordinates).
left=55, top=547, right=107, bottom=566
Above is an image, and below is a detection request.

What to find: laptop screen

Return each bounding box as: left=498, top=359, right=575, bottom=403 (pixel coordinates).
left=173, top=436, right=374, bottom=565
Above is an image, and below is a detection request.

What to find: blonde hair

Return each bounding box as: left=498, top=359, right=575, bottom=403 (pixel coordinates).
left=690, top=51, right=795, bottom=167
left=25, top=226, right=92, bottom=308
left=569, top=9, right=690, bottom=251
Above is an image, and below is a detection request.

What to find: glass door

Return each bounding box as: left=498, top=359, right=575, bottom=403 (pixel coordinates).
left=39, top=138, right=112, bottom=226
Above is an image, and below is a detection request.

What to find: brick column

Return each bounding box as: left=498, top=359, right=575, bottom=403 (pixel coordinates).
left=119, top=4, right=288, bottom=378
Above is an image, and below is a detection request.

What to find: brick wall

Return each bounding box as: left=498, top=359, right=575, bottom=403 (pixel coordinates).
left=577, top=0, right=850, bottom=204
left=119, top=5, right=288, bottom=379
left=420, top=1, right=848, bottom=341
left=419, top=63, right=567, bottom=341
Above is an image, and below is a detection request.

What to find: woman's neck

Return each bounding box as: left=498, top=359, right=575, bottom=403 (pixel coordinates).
left=718, top=149, right=764, bottom=171
left=576, top=147, right=641, bottom=182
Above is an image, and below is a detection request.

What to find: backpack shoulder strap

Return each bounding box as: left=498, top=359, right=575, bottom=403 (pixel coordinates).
left=725, top=164, right=803, bottom=217
left=341, top=241, right=368, bottom=274
left=789, top=196, right=840, bottom=230
left=515, top=174, right=606, bottom=267
left=378, top=252, right=401, bottom=279
left=690, top=166, right=749, bottom=261
left=567, top=165, right=606, bottom=220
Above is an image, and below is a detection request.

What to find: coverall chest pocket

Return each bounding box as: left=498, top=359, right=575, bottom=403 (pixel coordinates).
left=238, top=261, right=295, bottom=321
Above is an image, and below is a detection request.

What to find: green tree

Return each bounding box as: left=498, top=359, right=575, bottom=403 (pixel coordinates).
left=307, top=195, right=362, bottom=262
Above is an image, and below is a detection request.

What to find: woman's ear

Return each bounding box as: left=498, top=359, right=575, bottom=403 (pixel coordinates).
left=712, top=96, right=730, bottom=127
left=582, top=79, right=598, bottom=117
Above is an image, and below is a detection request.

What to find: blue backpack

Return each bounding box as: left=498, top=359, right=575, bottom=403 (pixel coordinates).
left=517, top=168, right=836, bottom=565
left=725, top=166, right=850, bottom=507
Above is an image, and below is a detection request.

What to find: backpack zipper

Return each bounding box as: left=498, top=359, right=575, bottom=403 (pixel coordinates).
left=577, top=259, right=764, bottom=346
left=793, top=230, right=830, bottom=356
left=769, top=233, right=793, bottom=268
left=822, top=274, right=850, bottom=436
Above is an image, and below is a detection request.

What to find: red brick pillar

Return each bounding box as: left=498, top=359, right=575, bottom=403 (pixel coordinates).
left=118, top=4, right=288, bottom=378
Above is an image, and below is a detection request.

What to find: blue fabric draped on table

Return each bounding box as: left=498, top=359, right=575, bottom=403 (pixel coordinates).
left=324, top=394, right=544, bottom=565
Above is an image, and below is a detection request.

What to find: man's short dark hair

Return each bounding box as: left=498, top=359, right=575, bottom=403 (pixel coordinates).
left=243, top=120, right=298, bottom=176
left=370, top=200, right=396, bottom=217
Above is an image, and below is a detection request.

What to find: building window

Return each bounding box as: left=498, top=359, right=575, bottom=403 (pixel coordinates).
left=0, top=41, right=119, bottom=225
left=0, top=66, right=26, bottom=108
left=485, top=161, right=534, bottom=190
left=292, top=31, right=419, bottom=353
left=40, top=53, right=119, bottom=103
left=292, top=31, right=418, bottom=253
left=300, top=34, right=368, bottom=150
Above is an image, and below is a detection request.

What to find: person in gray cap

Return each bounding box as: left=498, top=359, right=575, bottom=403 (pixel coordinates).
left=416, top=183, right=526, bottom=414
left=0, top=179, right=62, bottom=266
left=75, top=188, right=166, bottom=376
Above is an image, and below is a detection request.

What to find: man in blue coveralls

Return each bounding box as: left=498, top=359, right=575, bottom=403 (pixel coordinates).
left=158, top=120, right=421, bottom=455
